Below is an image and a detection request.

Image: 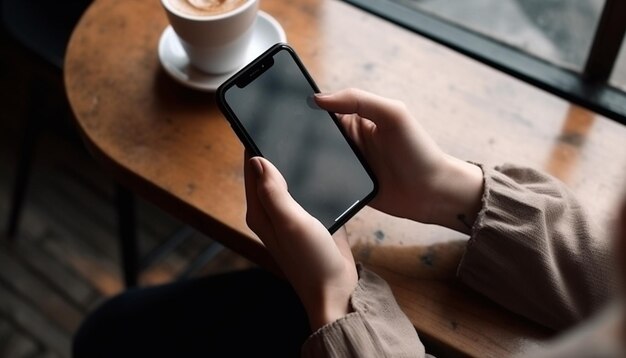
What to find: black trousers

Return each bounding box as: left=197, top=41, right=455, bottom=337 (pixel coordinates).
left=73, top=269, right=311, bottom=357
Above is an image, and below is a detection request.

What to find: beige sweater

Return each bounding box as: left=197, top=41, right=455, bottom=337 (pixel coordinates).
left=301, top=164, right=623, bottom=357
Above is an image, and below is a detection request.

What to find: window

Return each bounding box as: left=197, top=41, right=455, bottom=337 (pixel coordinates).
left=610, top=36, right=626, bottom=92
left=344, top=0, right=626, bottom=124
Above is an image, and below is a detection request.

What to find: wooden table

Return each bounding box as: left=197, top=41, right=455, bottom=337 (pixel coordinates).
left=64, top=0, right=626, bottom=356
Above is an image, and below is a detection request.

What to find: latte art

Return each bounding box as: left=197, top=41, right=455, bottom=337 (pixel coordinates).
left=168, top=0, right=247, bottom=16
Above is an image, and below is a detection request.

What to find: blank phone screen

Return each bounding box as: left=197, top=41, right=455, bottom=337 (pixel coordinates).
left=223, top=48, right=375, bottom=231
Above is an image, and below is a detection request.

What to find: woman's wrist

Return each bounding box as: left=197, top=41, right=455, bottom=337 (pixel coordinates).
left=419, top=156, right=484, bottom=234
left=306, top=298, right=353, bottom=331
left=302, top=283, right=356, bottom=331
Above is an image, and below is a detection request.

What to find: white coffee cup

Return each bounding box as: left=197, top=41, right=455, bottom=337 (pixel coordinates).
left=160, top=0, right=259, bottom=74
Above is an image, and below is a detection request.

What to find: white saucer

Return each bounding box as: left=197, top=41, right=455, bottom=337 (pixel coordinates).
left=158, top=11, right=287, bottom=91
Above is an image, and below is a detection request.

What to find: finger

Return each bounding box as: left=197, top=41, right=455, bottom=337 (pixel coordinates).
left=339, top=114, right=362, bottom=147
left=243, top=151, right=258, bottom=212
left=336, top=113, right=372, bottom=140
left=251, top=157, right=312, bottom=230
left=243, top=155, right=276, bottom=244
left=244, top=151, right=261, bottom=215
left=340, top=114, right=378, bottom=160
left=315, top=88, right=407, bottom=127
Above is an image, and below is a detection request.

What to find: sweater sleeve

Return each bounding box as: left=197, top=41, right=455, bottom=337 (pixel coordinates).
left=301, top=265, right=432, bottom=358
left=457, top=164, right=616, bottom=331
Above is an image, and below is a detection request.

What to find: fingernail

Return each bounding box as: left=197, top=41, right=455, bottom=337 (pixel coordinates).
left=314, top=93, right=330, bottom=99
left=250, top=157, right=264, bottom=178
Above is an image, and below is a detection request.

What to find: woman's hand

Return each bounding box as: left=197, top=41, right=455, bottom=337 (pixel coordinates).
left=244, top=154, right=358, bottom=331
left=315, top=89, right=483, bottom=234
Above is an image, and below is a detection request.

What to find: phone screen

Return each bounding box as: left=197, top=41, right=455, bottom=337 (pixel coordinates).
left=218, top=45, right=376, bottom=232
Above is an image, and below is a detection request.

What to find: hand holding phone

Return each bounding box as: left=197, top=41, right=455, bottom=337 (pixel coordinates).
left=244, top=154, right=358, bottom=330
left=217, top=44, right=377, bottom=233
left=314, top=89, right=484, bottom=235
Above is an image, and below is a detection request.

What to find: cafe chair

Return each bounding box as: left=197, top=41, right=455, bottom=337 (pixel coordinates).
left=0, top=0, right=147, bottom=286
left=2, top=0, right=223, bottom=288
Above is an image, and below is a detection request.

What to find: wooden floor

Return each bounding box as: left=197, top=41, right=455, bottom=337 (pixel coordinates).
left=0, top=33, right=254, bottom=358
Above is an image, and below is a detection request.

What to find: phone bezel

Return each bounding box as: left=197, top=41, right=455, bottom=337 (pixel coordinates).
left=216, top=43, right=378, bottom=233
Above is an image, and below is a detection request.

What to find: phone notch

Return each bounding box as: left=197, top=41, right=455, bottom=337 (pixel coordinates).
left=236, top=57, right=275, bottom=88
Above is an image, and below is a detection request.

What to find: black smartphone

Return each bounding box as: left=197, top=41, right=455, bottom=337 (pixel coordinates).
left=216, top=43, right=377, bottom=233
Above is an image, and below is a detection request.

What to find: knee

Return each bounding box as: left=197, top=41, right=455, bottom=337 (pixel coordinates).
left=72, top=292, right=133, bottom=358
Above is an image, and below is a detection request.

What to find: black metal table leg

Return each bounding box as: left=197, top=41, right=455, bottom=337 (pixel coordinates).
left=115, top=184, right=138, bottom=287
left=6, top=83, right=45, bottom=240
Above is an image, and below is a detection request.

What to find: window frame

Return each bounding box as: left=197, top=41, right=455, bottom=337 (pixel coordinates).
left=344, top=0, right=626, bottom=125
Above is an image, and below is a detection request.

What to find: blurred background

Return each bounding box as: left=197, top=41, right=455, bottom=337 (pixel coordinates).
left=393, top=0, right=626, bottom=91
left=0, top=3, right=253, bottom=356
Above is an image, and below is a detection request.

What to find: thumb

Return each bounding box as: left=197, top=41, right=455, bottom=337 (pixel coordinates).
left=250, top=157, right=310, bottom=228
left=314, top=88, right=407, bottom=128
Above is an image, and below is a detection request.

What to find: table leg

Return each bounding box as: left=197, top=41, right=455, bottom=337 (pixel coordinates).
left=6, top=82, right=44, bottom=240
left=115, top=184, right=138, bottom=287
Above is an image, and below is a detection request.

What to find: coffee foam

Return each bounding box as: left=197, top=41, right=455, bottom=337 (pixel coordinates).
left=168, top=0, right=247, bottom=16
